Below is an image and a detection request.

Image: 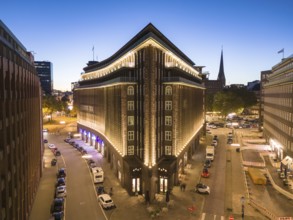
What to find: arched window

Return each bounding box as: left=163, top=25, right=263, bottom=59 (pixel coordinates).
left=127, top=86, right=134, bottom=95
left=165, top=86, right=172, bottom=95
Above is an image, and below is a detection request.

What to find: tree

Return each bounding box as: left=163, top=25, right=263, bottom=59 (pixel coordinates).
left=228, top=87, right=257, bottom=109
left=213, top=91, right=244, bottom=117
left=42, top=95, right=60, bottom=120
left=205, top=93, right=214, bottom=112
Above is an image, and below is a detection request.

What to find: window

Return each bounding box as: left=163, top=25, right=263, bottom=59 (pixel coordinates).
left=128, top=131, right=134, bottom=140
left=165, top=146, right=172, bottom=155
left=165, top=116, right=172, bottom=126
left=165, top=131, right=172, bottom=141
left=128, top=101, right=134, bottom=111
left=165, top=101, right=172, bottom=110
left=128, top=145, right=134, bottom=155
left=128, top=116, right=134, bottom=126
left=165, top=86, right=172, bottom=95
left=127, top=86, right=134, bottom=95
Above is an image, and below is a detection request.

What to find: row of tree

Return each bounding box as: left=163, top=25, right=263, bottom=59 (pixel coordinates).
left=206, top=87, right=257, bottom=117
left=42, top=95, right=76, bottom=120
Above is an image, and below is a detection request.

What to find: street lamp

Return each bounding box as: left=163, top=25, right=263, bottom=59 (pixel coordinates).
left=240, top=196, right=245, bottom=219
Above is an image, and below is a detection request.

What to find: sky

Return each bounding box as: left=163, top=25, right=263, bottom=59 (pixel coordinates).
left=2, top=0, right=293, bottom=91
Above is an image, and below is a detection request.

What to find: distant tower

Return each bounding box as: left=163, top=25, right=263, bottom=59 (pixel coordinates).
left=217, top=49, right=226, bottom=87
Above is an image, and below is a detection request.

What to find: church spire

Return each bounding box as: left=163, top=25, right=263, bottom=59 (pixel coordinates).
left=217, top=48, right=226, bottom=86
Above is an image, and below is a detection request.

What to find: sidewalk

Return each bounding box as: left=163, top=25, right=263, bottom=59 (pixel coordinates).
left=29, top=147, right=58, bottom=220
left=82, top=140, right=205, bottom=220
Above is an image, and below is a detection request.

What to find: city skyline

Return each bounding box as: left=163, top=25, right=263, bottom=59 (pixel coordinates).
left=2, top=0, right=293, bottom=91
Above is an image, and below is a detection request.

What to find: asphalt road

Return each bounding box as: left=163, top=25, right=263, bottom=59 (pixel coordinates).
left=47, top=134, right=107, bottom=220
left=202, top=133, right=226, bottom=218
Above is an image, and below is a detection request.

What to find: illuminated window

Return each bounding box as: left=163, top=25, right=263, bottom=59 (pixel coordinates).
left=128, top=145, right=134, bottom=155
left=128, top=116, right=134, bottom=126
left=165, top=101, right=172, bottom=110
left=128, top=101, right=134, bottom=110
left=165, top=131, right=172, bottom=141
left=165, top=146, right=172, bottom=155
left=127, top=86, right=134, bottom=95
left=165, top=116, right=172, bottom=126
left=165, top=86, right=172, bottom=95
left=128, top=131, right=134, bottom=140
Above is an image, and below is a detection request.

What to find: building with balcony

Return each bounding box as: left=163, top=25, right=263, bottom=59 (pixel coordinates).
left=34, top=61, right=53, bottom=95
left=263, top=54, right=293, bottom=173
left=0, top=20, right=43, bottom=220
left=73, top=23, right=205, bottom=198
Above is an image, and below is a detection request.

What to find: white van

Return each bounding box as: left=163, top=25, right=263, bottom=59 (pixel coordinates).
left=91, top=167, right=104, bottom=183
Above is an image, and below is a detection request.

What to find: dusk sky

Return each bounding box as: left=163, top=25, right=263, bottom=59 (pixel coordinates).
left=2, top=0, right=293, bottom=91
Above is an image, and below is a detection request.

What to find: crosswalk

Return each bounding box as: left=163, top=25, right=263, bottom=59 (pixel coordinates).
left=201, top=212, right=226, bottom=220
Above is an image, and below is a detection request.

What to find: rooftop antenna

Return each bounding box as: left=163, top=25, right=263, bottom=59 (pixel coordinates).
left=92, top=46, right=95, bottom=61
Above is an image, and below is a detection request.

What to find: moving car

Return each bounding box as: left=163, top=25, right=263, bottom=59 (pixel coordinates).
left=195, top=183, right=210, bottom=194
left=98, top=194, right=116, bottom=209
left=55, top=186, right=67, bottom=198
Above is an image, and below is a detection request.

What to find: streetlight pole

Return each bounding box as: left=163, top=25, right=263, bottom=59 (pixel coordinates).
left=240, top=196, right=245, bottom=219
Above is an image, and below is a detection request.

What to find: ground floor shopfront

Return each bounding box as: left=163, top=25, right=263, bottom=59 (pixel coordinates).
left=77, top=123, right=202, bottom=200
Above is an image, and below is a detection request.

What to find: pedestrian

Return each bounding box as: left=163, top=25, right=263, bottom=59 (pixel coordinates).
left=180, top=183, right=183, bottom=191
left=182, top=183, right=186, bottom=191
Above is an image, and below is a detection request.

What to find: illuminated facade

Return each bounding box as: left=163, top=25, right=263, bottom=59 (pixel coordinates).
left=263, top=54, right=293, bottom=170
left=74, top=23, right=205, bottom=197
left=0, top=20, right=43, bottom=220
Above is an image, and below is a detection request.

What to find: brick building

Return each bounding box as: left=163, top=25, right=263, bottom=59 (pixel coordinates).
left=73, top=23, right=205, bottom=198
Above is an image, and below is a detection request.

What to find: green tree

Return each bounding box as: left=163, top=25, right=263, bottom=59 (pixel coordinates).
left=213, top=91, right=244, bottom=117
left=205, top=93, right=214, bottom=112
left=42, top=95, right=59, bottom=121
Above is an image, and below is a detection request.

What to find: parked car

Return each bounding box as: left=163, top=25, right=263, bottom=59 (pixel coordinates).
left=52, top=211, right=64, bottom=220
left=57, top=168, right=66, bottom=178
left=227, top=138, right=233, bottom=144
left=98, top=194, right=116, bottom=209
left=50, top=198, right=64, bottom=214
left=48, top=143, right=57, bottom=149
left=51, top=158, right=57, bottom=166
left=212, top=140, right=218, bottom=147
left=55, top=186, right=67, bottom=198
left=87, top=159, right=97, bottom=168
left=204, top=159, right=211, bottom=168
left=195, top=183, right=210, bottom=194
left=54, top=150, right=61, bottom=156
left=64, top=138, right=71, bottom=143
left=96, top=186, right=105, bottom=195
left=201, top=168, right=210, bottom=178
left=56, top=178, right=66, bottom=187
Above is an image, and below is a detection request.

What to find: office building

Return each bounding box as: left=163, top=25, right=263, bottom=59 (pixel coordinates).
left=73, top=23, right=205, bottom=198
left=0, top=20, right=43, bottom=220
left=263, top=54, right=293, bottom=172
left=34, top=61, right=53, bottom=95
